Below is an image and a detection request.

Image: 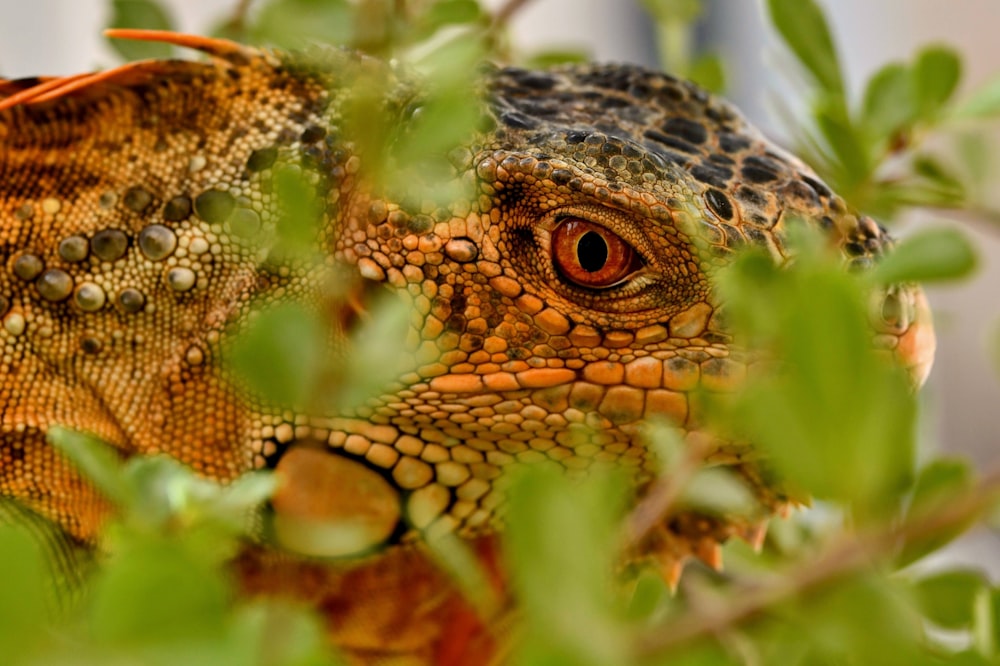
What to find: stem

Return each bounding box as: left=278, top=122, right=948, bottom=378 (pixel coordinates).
left=655, top=19, right=693, bottom=76
left=490, top=0, right=534, bottom=32
left=225, top=0, right=254, bottom=33
left=623, top=432, right=712, bottom=549
left=482, top=0, right=536, bottom=63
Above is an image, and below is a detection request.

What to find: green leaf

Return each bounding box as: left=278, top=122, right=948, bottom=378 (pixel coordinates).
left=678, top=468, right=758, bottom=517
left=952, top=74, right=1000, bottom=119
left=120, top=457, right=195, bottom=532
left=505, top=466, right=628, bottom=666
left=814, top=98, right=871, bottom=189
left=772, top=576, right=925, bottom=665
left=867, top=156, right=969, bottom=214
left=624, top=570, right=671, bottom=621
left=225, top=302, right=327, bottom=409
left=422, top=0, right=484, bottom=32
left=912, top=45, right=962, bottom=119
left=716, top=237, right=916, bottom=517
left=48, top=426, right=131, bottom=505
left=89, top=540, right=230, bottom=644
left=909, top=459, right=974, bottom=514
left=385, top=32, right=485, bottom=206
left=913, top=569, right=988, bottom=629
left=872, top=226, right=977, bottom=285
left=107, top=0, right=176, bottom=60
left=268, top=164, right=327, bottom=260
left=936, top=651, right=995, bottom=666
left=955, top=130, right=994, bottom=192
left=230, top=601, right=335, bottom=666
left=117, top=457, right=271, bottom=549
left=897, top=458, right=976, bottom=567
left=0, top=526, right=50, bottom=659
left=523, top=49, right=591, bottom=68
left=913, top=155, right=966, bottom=193
left=868, top=180, right=964, bottom=213
left=689, top=53, right=726, bottom=94
left=209, top=16, right=247, bottom=44
left=640, top=0, right=704, bottom=23
left=423, top=531, right=499, bottom=618
left=392, top=84, right=481, bottom=172
left=767, top=0, right=844, bottom=96
left=248, top=0, right=355, bottom=49
left=861, top=62, right=916, bottom=141
left=650, top=640, right=738, bottom=666
left=338, top=294, right=413, bottom=411
left=973, top=587, right=1000, bottom=658
left=205, top=472, right=277, bottom=530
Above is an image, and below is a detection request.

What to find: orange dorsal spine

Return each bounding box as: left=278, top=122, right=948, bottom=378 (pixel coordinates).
left=0, top=30, right=261, bottom=112
left=103, top=29, right=260, bottom=61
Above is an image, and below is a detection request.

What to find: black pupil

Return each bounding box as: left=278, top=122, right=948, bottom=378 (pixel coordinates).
left=577, top=231, right=609, bottom=273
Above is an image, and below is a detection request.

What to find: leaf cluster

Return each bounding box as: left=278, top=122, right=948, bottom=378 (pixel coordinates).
left=0, top=428, right=334, bottom=666
left=768, top=0, right=1000, bottom=222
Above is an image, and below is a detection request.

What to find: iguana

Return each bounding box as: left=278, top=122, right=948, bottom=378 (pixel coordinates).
left=0, top=30, right=934, bottom=664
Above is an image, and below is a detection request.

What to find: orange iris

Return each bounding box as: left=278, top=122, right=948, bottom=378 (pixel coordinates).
left=551, top=218, right=640, bottom=288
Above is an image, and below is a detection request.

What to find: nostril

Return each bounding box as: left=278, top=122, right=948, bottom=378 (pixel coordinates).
left=881, top=292, right=905, bottom=328
left=869, top=287, right=914, bottom=335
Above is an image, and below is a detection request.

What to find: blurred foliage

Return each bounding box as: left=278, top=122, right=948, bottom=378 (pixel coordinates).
left=506, top=467, right=631, bottom=665
left=717, top=232, right=919, bottom=521
left=768, top=0, right=1000, bottom=224
left=0, top=0, right=990, bottom=665
left=0, top=428, right=336, bottom=666
left=641, top=0, right=726, bottom=92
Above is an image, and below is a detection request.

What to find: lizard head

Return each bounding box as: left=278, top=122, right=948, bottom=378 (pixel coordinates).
left=0, top=33, right=933, bottom=578
left=304, top=61, right=936, bottom=563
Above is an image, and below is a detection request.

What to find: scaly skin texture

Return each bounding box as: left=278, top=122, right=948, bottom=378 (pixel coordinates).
left=0, top=33, right=934, bottom=664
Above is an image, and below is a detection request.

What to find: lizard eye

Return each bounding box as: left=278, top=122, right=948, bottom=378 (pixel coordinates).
left=551, top=218, right=641, bottom=288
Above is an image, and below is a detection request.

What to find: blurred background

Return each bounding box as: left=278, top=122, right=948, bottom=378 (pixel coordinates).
left=1, top=0, right=998, bottom=561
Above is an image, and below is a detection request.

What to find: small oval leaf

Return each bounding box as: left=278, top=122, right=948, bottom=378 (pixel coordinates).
left=913, top=569, right=988, bottom=630
left=913, top=45, right=962, bottom=118
left=953, top=75, right=1000, bottom=120
left=862, top=62, right=916, bottom=140
left=873, top=227, right=977, bottom=285
left=767, top=0, right=844, bottom=96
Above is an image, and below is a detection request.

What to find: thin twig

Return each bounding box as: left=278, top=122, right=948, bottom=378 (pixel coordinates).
left=230, top=0, right=254, bottom=28
left=631, top=465, right=1000, bottom=658
left=623, top=432, right=713, bottom=549
left=216, top=0, right=254, bottom=39
left=489, top=0, right=534, bottom=32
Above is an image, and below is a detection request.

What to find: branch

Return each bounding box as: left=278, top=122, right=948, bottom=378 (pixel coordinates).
left=216, top=0, right=254, bottom=38
left=623, top=432, right=713, bottom=549
left=489, top=0, right=534, bottom=32
left=632, top=465, right=1000, bottom=658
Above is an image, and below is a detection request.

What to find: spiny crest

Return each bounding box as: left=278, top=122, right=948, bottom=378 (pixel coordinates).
left=0, top=31, right=264, bottom=112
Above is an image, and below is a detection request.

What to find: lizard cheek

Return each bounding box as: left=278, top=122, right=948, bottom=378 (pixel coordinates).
left=551, top=217, right=641, bottom=289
